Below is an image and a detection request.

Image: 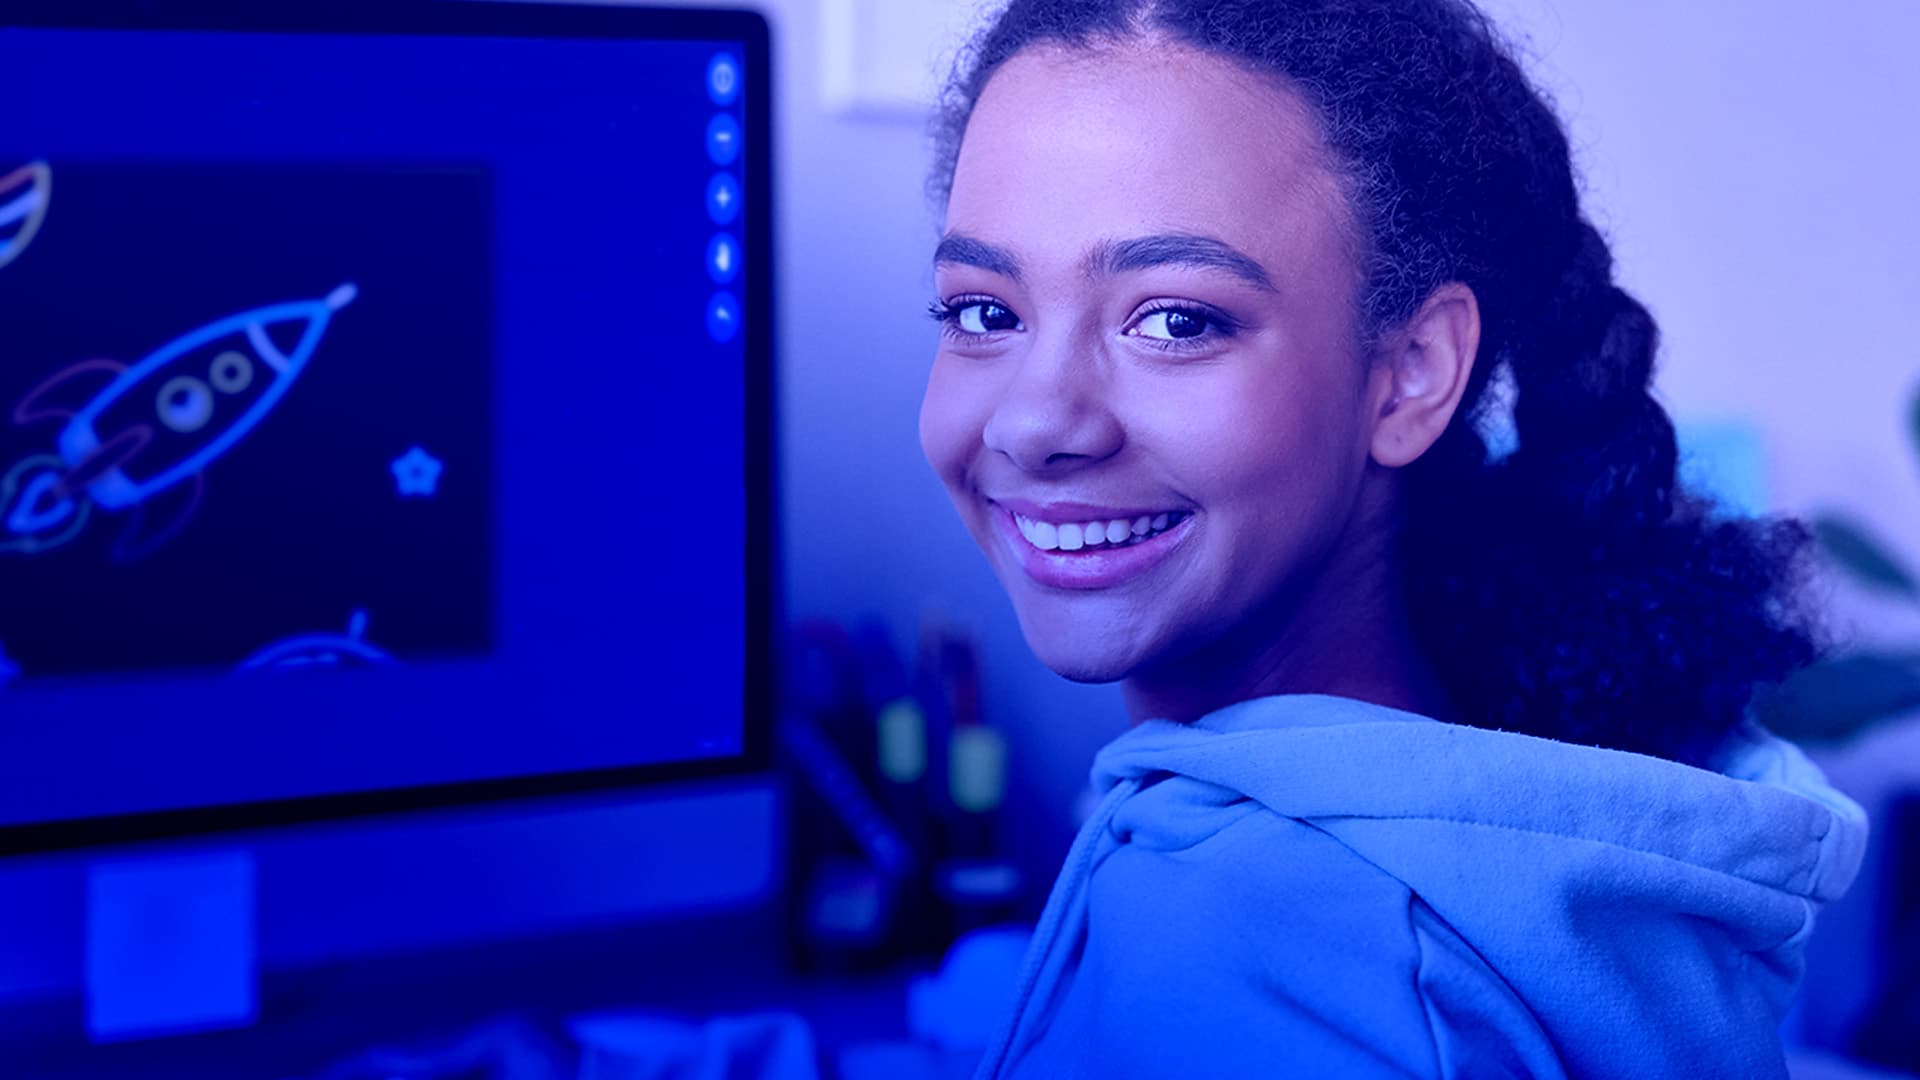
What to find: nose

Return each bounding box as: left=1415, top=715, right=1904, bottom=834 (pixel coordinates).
left=979, top=327, right=1124, bottom=474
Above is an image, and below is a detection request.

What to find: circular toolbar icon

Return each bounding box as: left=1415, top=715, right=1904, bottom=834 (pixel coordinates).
left=708, top=53, right=741, bottom=107
left=707, top=113, right=741, bottom=167
left=706, top=173, right=740, bottom=225
left=707, top=292, right=740, bottom=343
left=708, top=234, right=739, bottom=284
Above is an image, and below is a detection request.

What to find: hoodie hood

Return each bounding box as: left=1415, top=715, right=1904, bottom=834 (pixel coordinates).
left=979, top=695, right=1867, bottom=1079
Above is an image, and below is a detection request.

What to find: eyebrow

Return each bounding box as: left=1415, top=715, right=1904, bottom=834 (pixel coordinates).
left=933, top=231, right=1276, bottom=293
left=933, top=234, right=1024, bottom=281
left=1089, top=234, right=1276, bottom=292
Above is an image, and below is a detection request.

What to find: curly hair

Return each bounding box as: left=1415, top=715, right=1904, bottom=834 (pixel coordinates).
left=931, top=0, right=1821, bottom=766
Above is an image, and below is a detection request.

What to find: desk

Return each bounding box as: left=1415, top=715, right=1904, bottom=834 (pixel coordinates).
left=1, top=903, right=975, bottom=1078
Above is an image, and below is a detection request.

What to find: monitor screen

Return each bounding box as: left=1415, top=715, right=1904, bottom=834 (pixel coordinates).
left=0, top=3, right=775, bottom=853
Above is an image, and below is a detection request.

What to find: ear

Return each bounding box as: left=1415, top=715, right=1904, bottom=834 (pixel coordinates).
left=1365, top=282, right=1480, bottom=468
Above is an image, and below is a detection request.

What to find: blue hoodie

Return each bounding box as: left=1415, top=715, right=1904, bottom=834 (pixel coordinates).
left=975, top=695, right=1867, bottom=1079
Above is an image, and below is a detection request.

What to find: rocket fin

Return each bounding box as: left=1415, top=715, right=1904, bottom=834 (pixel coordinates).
left=109, top=470, right=203, bottom=563
left=14, top=359, right=126, bottom=426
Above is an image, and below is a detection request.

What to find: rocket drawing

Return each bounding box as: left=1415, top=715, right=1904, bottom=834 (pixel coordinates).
left=0, top=161, right=52, bottom=271
left=240, top=609, right=394, bottom=672
left=0, top=283, right=357, bottom=561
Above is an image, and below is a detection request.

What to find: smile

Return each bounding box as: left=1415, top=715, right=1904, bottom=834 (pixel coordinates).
left=1013, top=510, right=1187, bottom=551
left=993, top=504, right=1195, bottom=590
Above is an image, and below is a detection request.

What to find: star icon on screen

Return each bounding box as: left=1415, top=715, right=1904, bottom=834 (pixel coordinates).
left=390, top=446, right=444, bottom=497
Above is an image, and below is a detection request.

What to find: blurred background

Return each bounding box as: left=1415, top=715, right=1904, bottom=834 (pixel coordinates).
left=1, top=1, right=1917, bottom=1077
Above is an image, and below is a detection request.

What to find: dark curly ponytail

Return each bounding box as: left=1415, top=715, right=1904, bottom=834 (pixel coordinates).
left=1403, top=218, right=1815, bottom=765
left=934, top=0, right=1821, bottom=765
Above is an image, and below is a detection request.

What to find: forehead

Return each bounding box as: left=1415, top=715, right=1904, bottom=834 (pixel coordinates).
left=947, top=40, right=1355, bottom=275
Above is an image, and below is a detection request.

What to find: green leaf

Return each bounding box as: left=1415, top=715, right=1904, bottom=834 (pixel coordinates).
left=1909, top=381, right=1920, bottom=467
left=1753, top=651, right=1920, bottom=743
left=1812, top=515, right=1918, bottom=598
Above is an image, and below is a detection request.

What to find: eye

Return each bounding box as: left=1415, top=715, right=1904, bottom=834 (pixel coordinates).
left=965, top=302, right=1020, bottom=333
left=1130, top=307, right=1212, bottom=342
left=1123, top=301, right=1240, bottom=352
left=930, top=295, right=1024, bottom=337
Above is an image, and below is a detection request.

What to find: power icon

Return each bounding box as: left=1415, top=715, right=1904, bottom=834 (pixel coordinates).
left=707, top=53, right=741, bottom=106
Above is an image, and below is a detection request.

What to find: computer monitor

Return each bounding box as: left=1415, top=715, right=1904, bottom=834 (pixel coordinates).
left=0, top=2, right=776, bottom=855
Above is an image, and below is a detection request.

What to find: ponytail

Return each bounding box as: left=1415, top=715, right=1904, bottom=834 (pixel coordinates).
left=1401, top=219, right=1815, bottom=765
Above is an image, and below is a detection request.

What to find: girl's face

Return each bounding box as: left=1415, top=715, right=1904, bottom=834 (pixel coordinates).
left=920, top=41, right=1389, bottom=691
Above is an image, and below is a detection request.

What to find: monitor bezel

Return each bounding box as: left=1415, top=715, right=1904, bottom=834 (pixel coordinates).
left=0, top=1, right=780, bottom=856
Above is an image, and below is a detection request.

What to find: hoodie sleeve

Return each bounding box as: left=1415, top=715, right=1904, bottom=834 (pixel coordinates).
left=1408, top=894, right=1569, bottom=1079
left=1007, top=806, right=1564, bottom=1079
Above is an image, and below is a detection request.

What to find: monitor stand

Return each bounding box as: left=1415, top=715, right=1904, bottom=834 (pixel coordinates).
left=86, top=850, right=256, bottom=1042
left=1, top=776, right=778, bottom=1057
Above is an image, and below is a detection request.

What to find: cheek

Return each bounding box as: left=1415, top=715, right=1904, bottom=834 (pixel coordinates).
left=918, top=355, right=983, bottom=489
left=1147, top=367, right=1361, bottom=516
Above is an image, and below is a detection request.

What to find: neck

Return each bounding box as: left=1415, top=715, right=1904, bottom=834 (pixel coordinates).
left=1120, top=475, right=1456, bottom=727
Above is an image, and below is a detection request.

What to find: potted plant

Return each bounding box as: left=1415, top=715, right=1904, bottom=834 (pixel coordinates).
left=1755, top=385, right=1920, bottom=743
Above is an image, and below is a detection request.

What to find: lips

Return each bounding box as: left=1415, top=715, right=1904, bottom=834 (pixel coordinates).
left=994, top=497, right=1178, bottom=523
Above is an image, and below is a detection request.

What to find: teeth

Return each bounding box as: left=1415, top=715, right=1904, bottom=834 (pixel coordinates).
left=1015, top=515, right=1062, bottom=550
left=1014, top=511, right=1184, bottom=553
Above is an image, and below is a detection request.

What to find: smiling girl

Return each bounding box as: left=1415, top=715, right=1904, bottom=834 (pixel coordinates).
left=916, top=1, right=1868, bottom=1077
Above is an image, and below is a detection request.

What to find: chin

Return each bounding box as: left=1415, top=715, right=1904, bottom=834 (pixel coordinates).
left=1010, top=604, right=1140, bottom=685
left=1030, top=643, right=1132, bottom=684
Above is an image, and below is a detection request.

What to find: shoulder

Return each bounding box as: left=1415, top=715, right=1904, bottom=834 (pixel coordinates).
left=1060, top=807, right=1432, bottom=1075
left=1105, top=801, right=1430, bottom=973
left=1063, top=804, right=1562, bottom=1078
